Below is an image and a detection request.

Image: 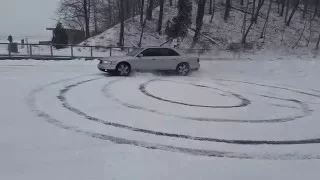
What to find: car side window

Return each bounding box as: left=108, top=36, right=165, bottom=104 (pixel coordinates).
left=141, top=48, right=159, bottom=56
left=140, top=48, right=180, bottom=57
left=166, top=49, right=180, bottom=56
left=158, top=48, right=170, bottom=56
left=157, top=48, right=180, bottom=56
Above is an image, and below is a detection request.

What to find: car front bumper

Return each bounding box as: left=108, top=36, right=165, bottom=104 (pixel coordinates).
left=98, top=63, right=117, bottom=71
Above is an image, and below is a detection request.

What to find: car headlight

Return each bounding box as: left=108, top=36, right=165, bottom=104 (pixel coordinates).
left=100, top=60, right=111, bottom=64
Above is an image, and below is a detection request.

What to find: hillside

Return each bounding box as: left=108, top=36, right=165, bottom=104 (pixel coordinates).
left=83, top=0, right=320, bottom=56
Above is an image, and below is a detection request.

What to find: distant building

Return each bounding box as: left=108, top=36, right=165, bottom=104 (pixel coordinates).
left=45, top=28, right=86, bottom=45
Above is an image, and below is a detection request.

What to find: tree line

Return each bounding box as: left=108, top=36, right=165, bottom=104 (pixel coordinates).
left=55, top=0, right=320, bottom=49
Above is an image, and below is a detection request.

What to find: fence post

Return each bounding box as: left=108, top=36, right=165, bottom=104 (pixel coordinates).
left=90, top=47, right=93, bottom=58
left=8, top=43, right=11, bottom=57
left=29, top=45, right=32, bottom=57
left=109, top=48, right=112, bottom=56
left=50, top=45, right=53, bottom=57
left=71, top=46, right=74, bottom=58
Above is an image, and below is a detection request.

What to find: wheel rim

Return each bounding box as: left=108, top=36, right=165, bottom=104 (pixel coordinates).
left=178, top=64, right=189, bottom=75
left=118, top=64, right=129, bottom=75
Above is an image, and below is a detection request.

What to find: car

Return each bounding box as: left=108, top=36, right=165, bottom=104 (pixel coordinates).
left=98, top=47, right=200, bottom=76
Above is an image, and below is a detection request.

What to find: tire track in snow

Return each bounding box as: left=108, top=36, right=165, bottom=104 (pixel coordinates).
left=59, top=78, right=320, bottom=145
left=27, top=76, right=320, bottom=160
left=104, top=79, right=310, bottom=123
left=214, top=78, right=320, bottom=99
left=139, top=79, right=251, bottom=108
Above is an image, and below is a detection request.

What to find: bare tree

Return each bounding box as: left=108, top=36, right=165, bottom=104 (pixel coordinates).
left=84, top=0, right=90, bottom=38
left=316, top=32, right=320, bottom=49
left=252, top=0, right=256, bottom=22
left=280, top=0, right=285, bottom=16
left=92, top=0, right=98, bottom=34
left=284, top=0, right=289, bottom=23
left=119, top=0, right=125, bottom=46
left=147, top=0, right=154, bottom=20
left=138, top=11, right=148, bottom=47
left=210, top=0, right=215, bottom=22
left=307, top=11, right=313, bottom=47
left=224, top=0, right=231, bottom=21
left=209, top=0, right=213, bottom=14
left=303, top=0, right=309, bottom=19
left=192, top=0, right=207, bottom=47
left=242, top=0, right=265, bottom=43
left=241, top=0, right=250, bottom=41
left=57, top=0, right=85, bottom=30
left=157, top=0, right=165, bottom=34
left=286, top=0, right=299, bottom=26
left=293, top=19, right=308, bottom=49
left=260, top=0, right=272, bottom=39
left=140, top=0, right=145, bottom=25
left=314, top=0, right=319, bottom=19
left=56, top=0, right=92, bottom=38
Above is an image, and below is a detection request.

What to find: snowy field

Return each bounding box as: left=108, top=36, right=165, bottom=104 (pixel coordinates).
left=1, top=58, right=320, bottom=180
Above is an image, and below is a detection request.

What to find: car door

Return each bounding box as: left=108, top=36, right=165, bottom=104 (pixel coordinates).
left=159, top=48, right=181, bottom=70
left=135, top=48, right=163, bottom=70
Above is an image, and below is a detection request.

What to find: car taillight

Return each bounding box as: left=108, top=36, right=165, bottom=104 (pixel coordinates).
left=197, top=58, right=200, bottom=62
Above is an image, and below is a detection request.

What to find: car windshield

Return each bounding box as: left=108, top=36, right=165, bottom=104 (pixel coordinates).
left=127, top=48, right=143, bottom=56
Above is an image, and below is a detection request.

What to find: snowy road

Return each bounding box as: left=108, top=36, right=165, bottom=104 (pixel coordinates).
left=1, top=59, right=320, bottom=179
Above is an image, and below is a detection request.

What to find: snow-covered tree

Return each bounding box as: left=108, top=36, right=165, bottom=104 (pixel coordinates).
left=165, top=0, right=192, bottom=39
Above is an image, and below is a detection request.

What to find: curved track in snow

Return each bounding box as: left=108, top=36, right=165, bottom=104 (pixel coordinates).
left=26, top=71, right=320, bottom=160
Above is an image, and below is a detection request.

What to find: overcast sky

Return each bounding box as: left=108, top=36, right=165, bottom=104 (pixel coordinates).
left=0, top=0, right=60, bottom=38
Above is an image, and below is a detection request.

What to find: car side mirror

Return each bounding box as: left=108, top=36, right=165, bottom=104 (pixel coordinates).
left=137, top=54, right=143, bottom=57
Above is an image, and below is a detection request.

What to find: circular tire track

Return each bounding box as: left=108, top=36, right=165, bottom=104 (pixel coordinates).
left=104, top=79, right=311, bottom=123
left=214, top=78, right=320, bottom=99
left=26, top=76, right=320, bottom=160
left=140, top=79, right=251, bottom=108
left=59, top=78, right=320, bottom=145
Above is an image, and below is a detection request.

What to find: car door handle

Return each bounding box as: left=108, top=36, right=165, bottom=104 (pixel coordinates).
left=152, top=59, right=156, bottom=60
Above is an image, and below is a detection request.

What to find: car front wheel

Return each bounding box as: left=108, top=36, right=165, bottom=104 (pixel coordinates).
left=176, top=63, right=190, bottom=76
left=116, top=62, right=131, bottom=76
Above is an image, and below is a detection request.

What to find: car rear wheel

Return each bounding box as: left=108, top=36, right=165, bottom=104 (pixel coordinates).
left=116, top=62, right=131, bottom=76
left=176, top=63, right=190, bottom=76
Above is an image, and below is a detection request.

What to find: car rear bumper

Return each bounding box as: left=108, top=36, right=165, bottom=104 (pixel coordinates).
left=191, top=63, right=200, bottom=71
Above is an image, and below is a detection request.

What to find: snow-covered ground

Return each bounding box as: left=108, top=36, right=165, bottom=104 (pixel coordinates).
left=1, top=58, right=320, bottom=180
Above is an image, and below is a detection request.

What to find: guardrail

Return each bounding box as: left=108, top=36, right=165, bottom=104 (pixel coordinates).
left=0, top=43, right=212, bottom=60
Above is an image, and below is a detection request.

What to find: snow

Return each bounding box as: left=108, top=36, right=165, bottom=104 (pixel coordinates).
left=81, top=0, right=320, bottom=55
left=1, top=57, right=320, bottom=179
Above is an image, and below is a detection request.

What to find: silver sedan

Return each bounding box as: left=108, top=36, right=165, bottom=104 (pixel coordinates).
left=98, top=47, right=200, bottom=76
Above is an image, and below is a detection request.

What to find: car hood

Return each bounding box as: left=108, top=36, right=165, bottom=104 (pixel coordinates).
left=100, top=56, right=133, bottom=62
